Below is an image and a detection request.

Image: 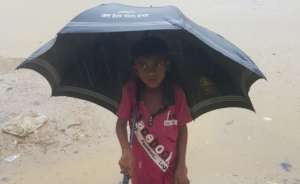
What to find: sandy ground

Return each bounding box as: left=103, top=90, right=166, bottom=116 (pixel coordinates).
left=1, top=0, right=300, bottom=184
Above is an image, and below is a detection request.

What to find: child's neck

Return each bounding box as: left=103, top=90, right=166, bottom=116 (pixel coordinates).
left=144, top=85, right=162, bottom=93
left=143, top=85, right=164, bottom=114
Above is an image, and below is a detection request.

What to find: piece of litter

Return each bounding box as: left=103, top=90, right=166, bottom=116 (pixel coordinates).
left=280, top=162, right=292, bottom=172
left=3, top=154, right=20, bottom=162
left=263, top=117, right=272, bottom=121
left=2, top=111, right=48, bottom=137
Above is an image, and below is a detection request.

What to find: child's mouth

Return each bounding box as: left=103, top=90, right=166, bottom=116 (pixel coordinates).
left=148, top=78, right=157, bottom=83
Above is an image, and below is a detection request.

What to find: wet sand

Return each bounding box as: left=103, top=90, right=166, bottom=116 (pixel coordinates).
left=1, top=0, right=300, bottom=183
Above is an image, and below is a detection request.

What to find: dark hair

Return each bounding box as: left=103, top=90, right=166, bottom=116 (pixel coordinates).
left=131, top=36, right=169, bottom=60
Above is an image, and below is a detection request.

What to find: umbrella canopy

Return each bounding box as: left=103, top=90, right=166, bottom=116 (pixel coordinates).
left=17, top=3, right=265, bottom=119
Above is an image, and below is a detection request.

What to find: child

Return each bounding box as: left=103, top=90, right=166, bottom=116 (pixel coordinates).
left=115, top=36, right=192, bottom=184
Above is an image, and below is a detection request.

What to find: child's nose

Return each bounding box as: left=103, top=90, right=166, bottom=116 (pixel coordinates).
left=148, top=67, right=157, bottom=74
left=147, top=70, right=156, bottom=77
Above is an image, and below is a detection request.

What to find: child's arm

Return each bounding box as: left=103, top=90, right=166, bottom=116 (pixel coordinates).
left=176, top=124, right=188, bottom=167
left=116, top=117, right=130, bottom=151
left=175, top=124, right=190, bottom=184
left=116, top=117, right=133, bottom=176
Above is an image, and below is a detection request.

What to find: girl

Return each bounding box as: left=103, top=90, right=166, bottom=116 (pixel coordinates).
left=116, top=36, right=192, bottom=184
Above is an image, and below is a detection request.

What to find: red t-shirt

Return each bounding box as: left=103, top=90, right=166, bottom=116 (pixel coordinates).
left=117, top=80, right=192, bottom=184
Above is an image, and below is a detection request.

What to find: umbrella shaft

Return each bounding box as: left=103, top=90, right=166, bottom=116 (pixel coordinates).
left=122, top=174, right=130, bottom=184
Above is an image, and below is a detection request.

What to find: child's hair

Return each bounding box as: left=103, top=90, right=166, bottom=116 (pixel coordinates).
left=131, top=36, right=169, bottom=61
left=130, top=35, right=175, bottom=107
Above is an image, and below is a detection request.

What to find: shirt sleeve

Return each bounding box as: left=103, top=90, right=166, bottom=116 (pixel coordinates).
left=116, top=82, right=134, bottom=121
left=175, top=87, right=193, bottom=126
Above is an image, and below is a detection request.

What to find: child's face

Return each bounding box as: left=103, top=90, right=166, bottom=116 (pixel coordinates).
left=133, top=55, right=167, bottom=89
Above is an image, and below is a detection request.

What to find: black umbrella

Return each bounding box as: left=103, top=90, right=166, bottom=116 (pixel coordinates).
left=17, top=3, right=265, bottom=120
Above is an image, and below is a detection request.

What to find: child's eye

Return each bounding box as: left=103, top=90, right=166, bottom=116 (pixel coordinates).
left=137, top=61, right=165, bottom=71
left=141, top=64, right=147, bottom=70
left=157, top=62, right=163, bottom=68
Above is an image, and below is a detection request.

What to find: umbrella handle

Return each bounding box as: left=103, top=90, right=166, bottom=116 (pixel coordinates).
left=122, top=174, right=130, bottom=184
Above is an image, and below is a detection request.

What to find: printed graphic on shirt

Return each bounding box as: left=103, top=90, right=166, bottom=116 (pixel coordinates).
left=135, top=120, right=173, bottom=172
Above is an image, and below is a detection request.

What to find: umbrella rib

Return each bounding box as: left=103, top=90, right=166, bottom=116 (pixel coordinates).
left=191, top=95, right=250, bottom=114
left=82, top=59, right=96, bottom=88
left=57, top=86, right=118, bottom=109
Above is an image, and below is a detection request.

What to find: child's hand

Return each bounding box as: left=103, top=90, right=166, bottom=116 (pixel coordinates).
left=174, top=165, right=190, bottom=184
left=118, top=148, right=134, bottom=177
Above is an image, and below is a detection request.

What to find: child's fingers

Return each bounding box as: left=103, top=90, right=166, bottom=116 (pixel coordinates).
left=120, top=170, right=129, bottom=175
left=127, top=166, right=133, bottom=177
left=119, top=164, right=128, bottom=173
left=118, top=154, right=134, bottom=177
left=119, top=161, right=132, bottom=176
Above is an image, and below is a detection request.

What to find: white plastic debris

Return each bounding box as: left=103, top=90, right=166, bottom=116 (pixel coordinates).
left=263, top=117, right=272, bottom=121
left=3, top=154, right=20, bottom=162
left=1, top=111, right=48, bottom=137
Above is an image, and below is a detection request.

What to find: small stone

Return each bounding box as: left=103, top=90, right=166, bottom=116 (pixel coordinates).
left=226, top=120, right=234, bottom=125
left=294, top=178, right=300, bottom=182
left=62, top=143, right=72, bottom=148
left=67, top=122, right=81, bottom=129
left=32, top=101, right=40, bottom=106
left=73, top=150, right=79, bottom=154
left=247, top=136, right=252, bottom=141
left=6, top=87, right=13, bottom=92
left=1, top=177, right=9, bottom=182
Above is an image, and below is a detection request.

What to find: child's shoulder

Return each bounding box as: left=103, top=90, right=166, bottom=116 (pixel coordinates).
left=172, top=84, right=186, bottom=99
